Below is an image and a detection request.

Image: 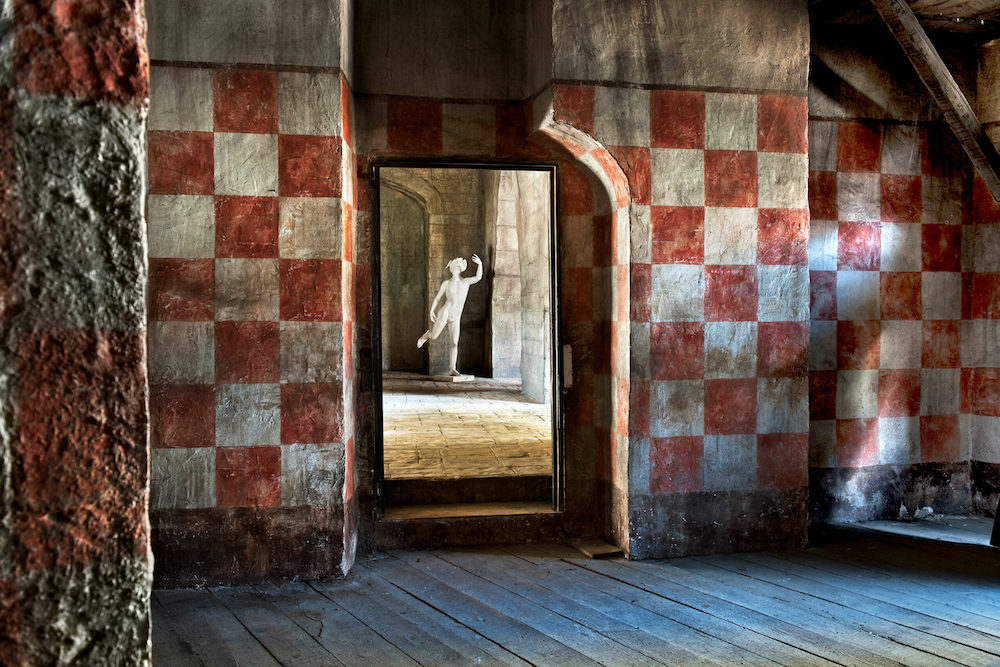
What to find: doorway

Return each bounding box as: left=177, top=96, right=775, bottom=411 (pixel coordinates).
left=374, top=163, right=561, bottom=514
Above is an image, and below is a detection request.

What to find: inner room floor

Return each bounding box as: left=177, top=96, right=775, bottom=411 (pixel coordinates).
left=152, top=527, right=1000, bottom=666
left=382, top=374, right=552, bottom=480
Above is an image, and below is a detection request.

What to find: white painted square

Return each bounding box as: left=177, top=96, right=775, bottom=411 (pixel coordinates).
left=631, top=322, right=651, bottom=380
left=629, top=436, right=651, bottom=496
left=922, top=271, right=961, bottom=321
left=808, top=120, right=837, bottom=172
left=215, top=383, right=281, bottom=447
left=279, top=197, right=342, bottom=259
left=279, top=71, right=341, bottom=136
left=704, top=207, right=757, bottom=265
left=961, top=320, right=1000, bottom=368
left=356, top=97, right=388, bottom=151
left=704, top=321, right=757, bottom=379
left=809, top=321, right=837, bottom=371
left=837, top=172, right=880, bottom=222
left=703, top=434, right=756, bottom=492
left=759, top=265, right=809, bottom=322
left=809, top=419, right=837, bottom=468
left=650, top=380, right=704, bottom=437
left=922, top=176, right=962, bottom=225
left=149, top=66, right=213, bottom=132
left=880, top=125, right=920, bottom=175
left=341, top=143, right=355, bottom=211
left=147, top=194, right=215, bottom=258
left=215, top=132, right=279, bottom=196
left=594, top=87, right=651, bottom=147
left=966, top=415, right=1000, bottom=463
left=151, top=447, right=216, bottom=510
left=630, top=204, right=651, bottom=264
left=836, top=270, right=879, bottom=321
left=443, top=103, right=496, bottom=155
left=921, top=369, right=960, bottom=416
left=148, top=322, right=214, bottom=384
left=880, top=320, right=921, bottom=369
left=836, top=370, right=878, bottom=419
left=215, top=259, right=280, bottom=321
left=651, top=264, right=704, bottom=322
left=880, top=223, right=921, bottom=272
left=650, top=148, right=705, bottom=207
left=758, top=153, right=808, bottom=209
left=281, top=442, right=345, bottom=507
left=280, top=321, right=344, bottom=382
left=705, top=93, right=757, bottom=151
left=966, top=223, right=1000, bottom=272
left=757, top=377, right=809, bottom=434
left=878, top=416, right=919, bottom=464
left=808, top=219, right=838, bottom=271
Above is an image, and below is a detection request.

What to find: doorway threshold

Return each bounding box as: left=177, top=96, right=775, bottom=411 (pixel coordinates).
left=384, top=501, right=555, bottom=520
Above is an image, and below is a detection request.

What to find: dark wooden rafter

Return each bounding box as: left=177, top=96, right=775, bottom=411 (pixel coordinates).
left=870, top=0, right=1000, bottom=200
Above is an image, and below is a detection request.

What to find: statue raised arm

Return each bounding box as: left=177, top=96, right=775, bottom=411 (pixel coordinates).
left=416, top=254, right=484, bottom=376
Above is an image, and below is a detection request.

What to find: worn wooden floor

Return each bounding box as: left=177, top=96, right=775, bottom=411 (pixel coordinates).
left=153, top=528, right=1000, bottom=666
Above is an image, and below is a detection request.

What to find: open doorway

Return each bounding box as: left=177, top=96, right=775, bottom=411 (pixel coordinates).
left=374, top=163, right=561, bottom=514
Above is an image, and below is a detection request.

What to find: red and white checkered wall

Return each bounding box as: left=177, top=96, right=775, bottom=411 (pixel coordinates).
left=146, top=66, right=353, bottom=511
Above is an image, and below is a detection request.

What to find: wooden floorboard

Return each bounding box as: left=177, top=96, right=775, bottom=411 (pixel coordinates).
left=152, top=530, right=1000, bottom=666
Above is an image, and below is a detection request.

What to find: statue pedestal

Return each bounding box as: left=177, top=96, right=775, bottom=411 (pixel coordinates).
left=432, top=374, right=474, bottom=383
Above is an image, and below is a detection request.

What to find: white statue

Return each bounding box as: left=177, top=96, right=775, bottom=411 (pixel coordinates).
left=417, top=253, right=484, bottom=376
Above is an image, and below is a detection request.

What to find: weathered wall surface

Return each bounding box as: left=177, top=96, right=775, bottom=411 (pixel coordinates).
left=0, top=1, right=151, bottom=663
left=489, top=171, right=523, bottom=380
left=380, top=187, right=427, bottom=372
left=807, top=23, right=979, bottom=522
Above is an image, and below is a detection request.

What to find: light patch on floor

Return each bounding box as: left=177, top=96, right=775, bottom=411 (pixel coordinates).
left=382, top=375, right=552, bottom=480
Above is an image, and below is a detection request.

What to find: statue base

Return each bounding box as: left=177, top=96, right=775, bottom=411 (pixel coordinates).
left=432, top=374, right=475, bottom=383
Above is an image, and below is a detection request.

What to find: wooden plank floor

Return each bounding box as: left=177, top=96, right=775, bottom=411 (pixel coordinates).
left=153, top=528, right=1000, bottom=666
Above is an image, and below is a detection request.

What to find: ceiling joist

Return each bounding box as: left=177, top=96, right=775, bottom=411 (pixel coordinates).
left=870, top=0, right=1000, bottom=200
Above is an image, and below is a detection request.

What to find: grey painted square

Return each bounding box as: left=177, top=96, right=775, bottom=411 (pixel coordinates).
left=630, top=204, right=651, bottom=265
left=808, top=321, right=837, bottom=371
left=651, top=148, right=705, bottom=207
left=808, top=219, right=838, bottom=271
left=651, top=264, right=704, bottom=322
left=961, top=320, right=1000, bottom=368
left=704, top=207, right=756, bottom=265
left=149, top=66, right=213, bottom=132
left=758, top=153, right=807, bottom=209
left=921, top=369, right=959, bottom=416
left=628, top=436, right=651, bottom=496
left=442, top=104, right=496, bottom=155
left=837, top=172, right=880, bottom=222
left=836, top=270, right=879, bottom=321
left=279, top=71, right=341, bottom=136
left=878, top=416, right=919, bottom=464
left=281, top=442, right=345, bottom=507
left=594, top=87, right=651, bottom=147
left=758, top=265, right=808, bottom=322
left=922, top=176, right=962, bottom=225
left=880, top=320, right=921, bottom=369
left=280, top=197, right=342, bottom=259
left=880, top=125, right=920, bottom=175
left=151, top=447, right=216, bottom=510
left=216, top=383, right=281, bottom=447
left=650, top=379, right=704, bottom=437
left=880, top=223, right=921, bottom=272
left=561, top=215, right=594, bottom=268
left=757, top=377, right=808, bottom=434
left=280, top=321, right=344, bottom=382
left=809, top=420, right=836, bottom=468
left=631, top=322, right=651, bottom=380
left=147, top=195, right=215, bottom=258
left=836, top=370, right=878, bottom=420
left=808, top=120, right=837, bottom=172
left=705, top=93, right=757, bottom=151
left=148, top=322, right=214, bottom=384
left=216, top=259, right=280, bottom=321
left=703, top=434, right=756, bottom=492
left=704, top=321, right=757, bottom=379
left=965, top=414, right=1000, bottom=463
left=921, top=271, right=961, bottom=321
left=215, top=132, right=279, bottom=196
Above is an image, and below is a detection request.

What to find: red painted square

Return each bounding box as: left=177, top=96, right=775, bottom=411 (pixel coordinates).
left=810, top=270, right=837, bottom=320
left=280, top=259, right=342, bottom=321
left=215, top=196, right=279, bottom=258
left=961, top=368, right=1000, bottom=417
left=279, top=134, right=341, bottom=197
left=880, top=272, right=921, bottom=320
left=387, top=98, right=443, bottom=153
left=836, top=418, right=879, bottom=467
left=148, top=258, right=214, bottom=321
left=878, top=369, right=920, bottom=417
left=630, top=379, right=650, bottom=437
left=148, top=131, right=213, bottom=195
left=973, top=177, right=1000, bottom=224
left=757, top=95, right=807, bottom=154
left=213, top=69, right=278, bottom=134
left=591, top=149, right=631, bottom=209
left=758, top=208, right=808, bottom=266
left=705, top=265, right=757, bottom=322
left=281, top=382, right=343, bottom=444
left=650, top=436, right=704, bottom=494
left=593, top=321, right=612, bottom=376
left=559, top=162, right=594, bottom=215
left=837, top=121, right=880, bottom=172
left=704, top=150, right=757, bottom=207
left=650, top=89, right=705, bottom=149
left=150, top=384, right=215, bottom=449
left=651, top=322, right=704, bottom=380
left=757, top=433, right=808, bottom=489
left=553, top=84, right=595, bottom=135
left=880, top=174, right=921, bottom=223
left=922, top=320, right=959, bottom=368
left=921, top=126, right=964, bottom=178
left=215, top=321, right=280, bottom=384
left=567, top=374, right=594, bottom=427
left=757, top=322, right=808, bottom=378
left=704, top=378, right=757, bottom=435
left=837, top=222, right=880, bottom=271
left=651, top=206, right=703, bottom=264
left=608, top=145, right=651, bottom=205
left=809, top=370, right=837, bottom=420
left=497, top=103, right=540, bottom=158
left=216, top=446, right=281, bottom=507
left=920, top=414, right=960, bottom=462
left=962, top=272, right=1000, bottom=319
left=340, top=75, right=354, bottom=147
left=921, top=224, right=961, bottom=272
left=631, top=264, right=651, bottom=323
left=836, top=321, right=880, bottom=370
left=809, top=171, right=837, bottom=220
left=593, top=213, right=613, bottom=268
left=563, top=267, right=593, bottom=322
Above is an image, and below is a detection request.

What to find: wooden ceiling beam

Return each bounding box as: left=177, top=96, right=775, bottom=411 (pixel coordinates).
left=870, top=0, right=1000, bottom=200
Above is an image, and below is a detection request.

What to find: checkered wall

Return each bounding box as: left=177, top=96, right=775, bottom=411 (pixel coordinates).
left=146, top=66, right=352, bottom=512
left=807, top=120, right=968, bottom=474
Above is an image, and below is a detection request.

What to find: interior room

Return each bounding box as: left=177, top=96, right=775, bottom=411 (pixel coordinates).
left=1, top=0, right=999, bottom=663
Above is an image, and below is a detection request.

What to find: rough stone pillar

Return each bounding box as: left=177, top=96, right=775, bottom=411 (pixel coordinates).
left=978, top=39, right=1000, bottom=151
left=0, top=1, right=151, bottom=663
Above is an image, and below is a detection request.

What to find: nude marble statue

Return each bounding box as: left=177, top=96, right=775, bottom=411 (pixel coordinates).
left=417, top=253, right=483, bottom=376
